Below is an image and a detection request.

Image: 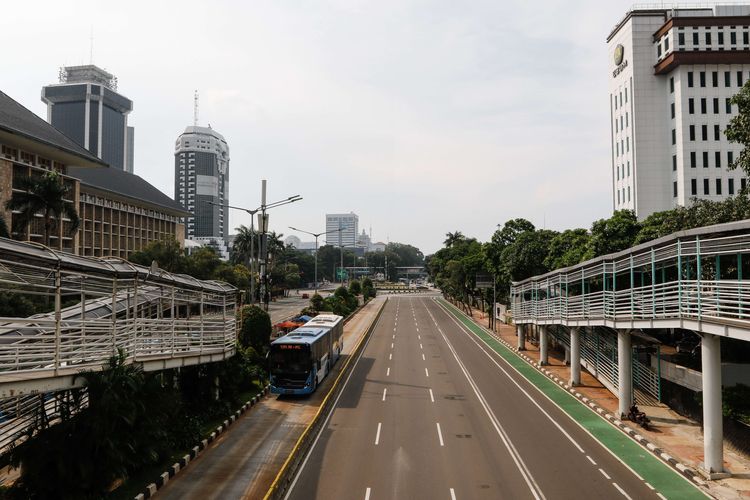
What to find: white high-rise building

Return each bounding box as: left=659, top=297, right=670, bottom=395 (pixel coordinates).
left=325, top=212, right=358, bottom=247
left=608, top=5, right=750, bottom=218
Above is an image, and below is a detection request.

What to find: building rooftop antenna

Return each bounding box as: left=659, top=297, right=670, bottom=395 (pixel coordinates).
left=193, top=90, right=199, bottom=126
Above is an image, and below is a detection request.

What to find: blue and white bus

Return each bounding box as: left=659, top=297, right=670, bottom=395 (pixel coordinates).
left=269, top=314, right=344, bottom=395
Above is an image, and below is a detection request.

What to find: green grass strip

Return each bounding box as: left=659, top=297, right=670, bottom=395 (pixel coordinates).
left=438, top=299, right=706, bottom=500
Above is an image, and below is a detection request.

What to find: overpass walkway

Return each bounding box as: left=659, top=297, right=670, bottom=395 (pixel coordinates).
left=511, top=220, right=750, bottom=477
left=0, top=237, right=237, bottom=454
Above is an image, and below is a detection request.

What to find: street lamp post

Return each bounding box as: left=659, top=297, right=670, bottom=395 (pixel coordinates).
left=288, top=226, right=342, bottom=295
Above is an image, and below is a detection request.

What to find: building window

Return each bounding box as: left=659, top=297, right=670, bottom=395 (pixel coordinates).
left=738, top=71, right=744, bottom=86
left=706, top=32, right=712, bottom=45
left=715, top=124, right=721, bottom=141
left=664, top=37, right=670, bottom=51
left=626, top=113, right=629, bottom=127
left=679, top=33, right=685, bottom=45
left=712, top=71, right=719, bottom=87
left=744, top=32, right=749, bottom=45
left=725, top=71, right=731, bottom=87
left=657, top=44, right=662, bottom=57
left=729, top=178, right=735, bottom=195
left=716, top=178, right=722, bottom=195
left=671, top=102, right=675, bottom=119
left=716, top=151, right=722, bottom=168
left=719, top=32, right=725, bottom=45
left=628, top=186, right=631, bottom=201
left=689, top=125, right=695, bottom=141
left=742, top=178, right=747, bottom=191
left=617, top=190, right=620, bottom=204
left=627, top=162, right=630, bottom=176
left=703, top=151, right=709, bottom=168
left=700, top=71, right=706, bottom=87
left=614, top=94, right=618, bottom=110
left=616, top=143, right=619, bottom=155
left=688, top=71, right=694, bottom=87
left=689, top=98, right=695, bottom=114
left=673, top=181, right=678, bottom=197
left=691, top=178, right=698, bottom=195
left=673, top=129, right=677, bottom=145
left=691, top=151, right=697, bottom=168
left=731, top=31, right=737, bottom=45
left=693, top=32, right=699, bottom=45
left=729, top=151, right=734, bottom=166
left=616, top=165, right=620, bottom=180
left=626, top=137, right=629, bottom=152
left=701, top=98, right=707, bottom=114
left=625, top=88, right=628, bottom=102
left=704, top=178, right=710, bottom=195
left=673, top=154, right=677, bottom=171
left=713, top=98, right=719, bottom=114
left=670, top=77, right=674, bottom=93
left=727, top=98, right=732, bottom=114
left=702, top=125, right=708, bottom=141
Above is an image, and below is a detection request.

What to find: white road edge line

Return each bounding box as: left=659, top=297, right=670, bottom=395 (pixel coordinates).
left=382, top=388, right=387, bottom=402
left=436, top=422, right=445, bottom=446
left=375, top=422, right=382, bottom=445
left=645, top=482, right=655, bottom=490
left=429, top=388, right=435, bottom=402
left=422, top=301, right=545, bottom=500
left=365, top=487, right=371, bottom=500
left=657, top=494, right=668, bottom=500
left=450, top=488, right=457, bottom=500
left=613, top=482, right=633, bottom=500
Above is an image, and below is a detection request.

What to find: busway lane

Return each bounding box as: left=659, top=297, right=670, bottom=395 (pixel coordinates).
left=423, top=297, right=682, bottom=500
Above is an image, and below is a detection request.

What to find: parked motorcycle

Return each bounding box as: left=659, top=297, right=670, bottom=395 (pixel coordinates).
left=627, top=404, right=651, bottom=429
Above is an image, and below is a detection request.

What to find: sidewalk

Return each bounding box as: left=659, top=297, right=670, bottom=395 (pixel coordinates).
left=464, top=308, right=750, bottom=499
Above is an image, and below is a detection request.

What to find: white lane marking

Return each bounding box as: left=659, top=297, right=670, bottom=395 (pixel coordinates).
left=382, top=388, right=387, bottom=401
left=599, top=468, right=611, bottom=480
left=365, top=487, right=371, bottom=500
left=586, top=455, right=596, bottom=465
left=425, top=367, right=430, bottom=377
left=418, top=335, right=421, bottom=340
left=450, top=488, right=456, bottom=500
left=416, top=327, right=419, bottom=332
left=429, top=388, right=435, bottom=402
left=645, top=483, right=654, bottom=490
left=386, top=367, right=390, bottom=377
left=420, top=343, right=423, bottom=349
left=422, top=353, right=426, bottom=361
left=375, top=422, right=382, bottom=445
left=656, top=494, right=668, bottom=500
left=612, top=483, right=632, bottom=500
left=391, top=342, right=394, bottom=349
left=389, top=353, right=392, bottom=360
left=393, top=334, right=395, bottom=339
left=436, top=422, right=445, bottom=446
left=423, top=302, right=545, bottom=500
left=431, top=301, right=585, bottom=454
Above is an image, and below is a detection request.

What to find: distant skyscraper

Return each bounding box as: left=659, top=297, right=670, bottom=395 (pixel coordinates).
left=326, top=212, right=358, bottom=247
left=174, top=125, right=230, bottom=240
left=41, top=64, right=134, bottom=172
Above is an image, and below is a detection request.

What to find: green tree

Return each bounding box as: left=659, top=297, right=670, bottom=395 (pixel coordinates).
left=0, top=214, right=9, bottom=238
left=500, top=229, right=558, bottom=281
left=184, top=247, right=222, bottom=280
left=495, top=218, right=535, bottom=247
left=443, top=231, right=465, bottom=247
left=310, top=293, right=324, bottom=311
left=349, top=279, right=362, bottom=296
left=587, top=210, right=640, bottom=258
left=544, top=229, right=590, bottom=270
left=5, top=171, right=79, bottom=248
left=386, top=242, right=425, bottom=266
left=238, top=305, right=272, bottom=352
left=725, top=79, right=750, bottom=176
left=129, top=237, right=185, bottom=273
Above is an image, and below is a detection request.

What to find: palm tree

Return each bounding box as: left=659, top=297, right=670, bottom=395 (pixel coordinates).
left=232, top=225, right=258, bottom=265
left=443, top=231, right=465, bottom=248
left=267, top=231, right=285, bottom=268
left=6, top=171, right=79, bottom=248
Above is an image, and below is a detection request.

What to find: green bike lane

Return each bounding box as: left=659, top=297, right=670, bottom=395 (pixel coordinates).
left=437, top=298, right=708, bottom=500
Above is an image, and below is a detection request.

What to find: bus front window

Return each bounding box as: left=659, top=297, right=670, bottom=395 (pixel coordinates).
left=270, top=345, right=311, bottom=375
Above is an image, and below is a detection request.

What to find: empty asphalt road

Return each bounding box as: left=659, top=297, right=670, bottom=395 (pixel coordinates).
left=285, top=296, right=704, bottom=500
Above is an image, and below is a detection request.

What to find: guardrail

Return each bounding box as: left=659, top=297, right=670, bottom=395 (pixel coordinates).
left=263, top=297, right=387, bottom=500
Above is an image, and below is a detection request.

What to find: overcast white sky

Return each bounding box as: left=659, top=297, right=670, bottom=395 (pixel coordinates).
left=2, top=0, right=639, bottom=254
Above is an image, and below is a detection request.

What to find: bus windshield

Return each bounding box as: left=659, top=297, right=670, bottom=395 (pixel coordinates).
left=270, top=344, right=311, bottom=374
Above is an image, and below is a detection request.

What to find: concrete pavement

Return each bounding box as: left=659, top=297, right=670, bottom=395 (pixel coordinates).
left=286, top=296, right=705, bottom=499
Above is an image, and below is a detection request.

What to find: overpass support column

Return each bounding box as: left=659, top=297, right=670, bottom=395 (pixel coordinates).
left=517, top=324, right=525, bottom=351
left=701, top=333, right=725, bottom=475
left=539, top=325, right=548, bottom=365
left=617, top=330, right=633, bottom=418
left=570, top=327, right=581, bottom=386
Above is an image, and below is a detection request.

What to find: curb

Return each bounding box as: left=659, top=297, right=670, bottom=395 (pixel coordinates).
left=440, top=300, right=707, bottom=489
left=134, top=385, right=271, bottom=500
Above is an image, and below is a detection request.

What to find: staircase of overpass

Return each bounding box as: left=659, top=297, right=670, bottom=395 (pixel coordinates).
left=511, top=219, right=750, bottom=477
left=0, top=237, right=237, bottom=454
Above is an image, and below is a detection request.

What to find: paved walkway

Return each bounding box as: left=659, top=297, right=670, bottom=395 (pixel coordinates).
left=461, top=306, right=750, bottom=499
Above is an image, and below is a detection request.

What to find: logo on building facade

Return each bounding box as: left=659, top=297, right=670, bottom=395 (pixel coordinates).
left=614, top=44, right=624, bottom=66
left=612, top=44, right=628, bottom=78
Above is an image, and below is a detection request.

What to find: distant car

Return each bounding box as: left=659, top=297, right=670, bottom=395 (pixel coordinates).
left=302, top=293, right=309, bottom=299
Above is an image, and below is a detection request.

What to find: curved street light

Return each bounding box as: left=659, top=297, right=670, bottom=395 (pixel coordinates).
left=288, top=226, right=342, bottom=295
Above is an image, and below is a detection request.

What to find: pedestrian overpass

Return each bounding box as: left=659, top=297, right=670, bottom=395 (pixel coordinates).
left=511, top=220, right=750, bottom=477
left=0, top=237, right=237, bottom=453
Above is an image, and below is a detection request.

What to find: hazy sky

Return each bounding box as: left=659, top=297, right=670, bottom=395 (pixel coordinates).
left=2, top=0, right=637, bottom=254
